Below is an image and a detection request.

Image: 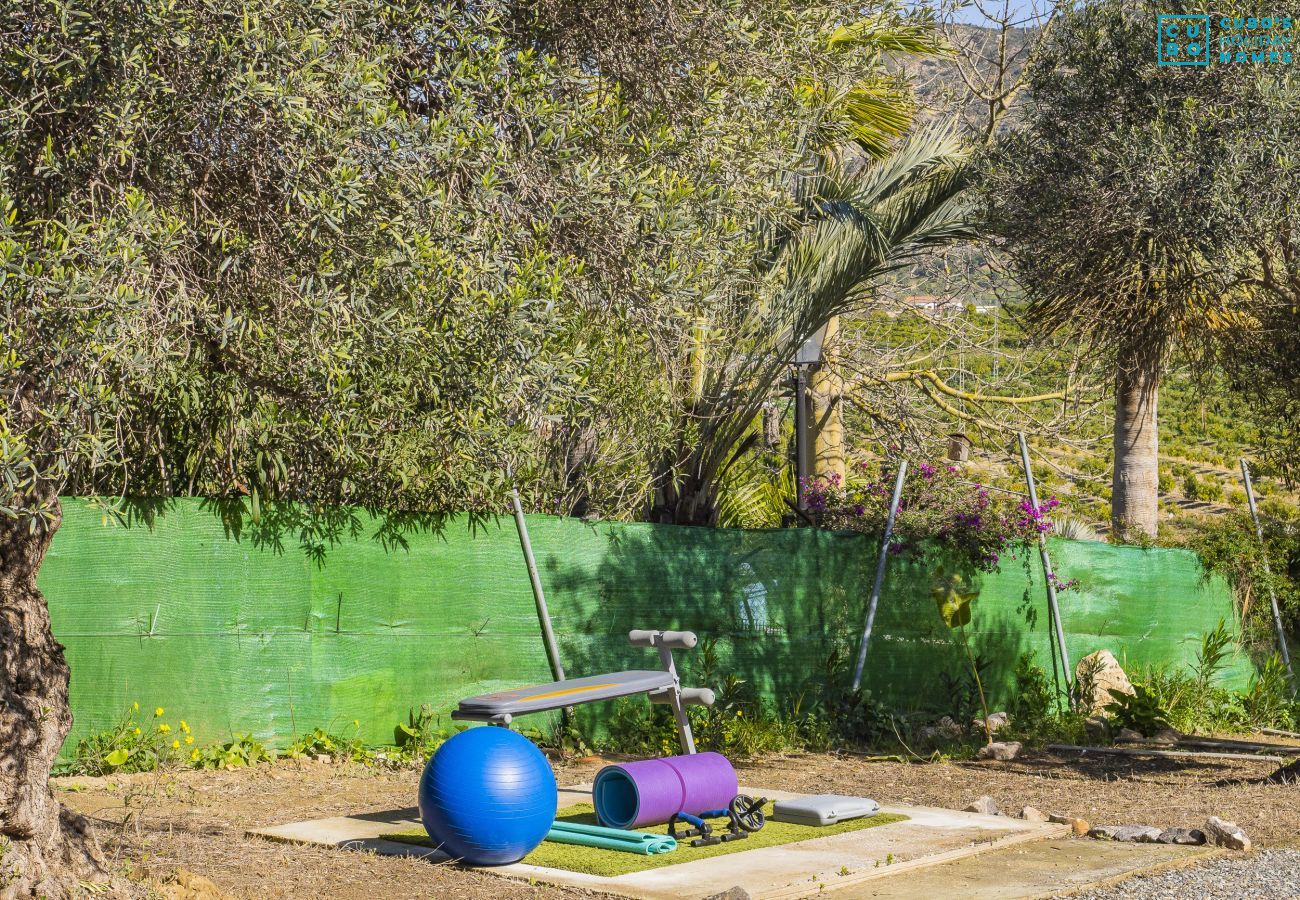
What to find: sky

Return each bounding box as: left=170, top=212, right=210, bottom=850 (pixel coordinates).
left=921, top=1, right=1063, bottom=28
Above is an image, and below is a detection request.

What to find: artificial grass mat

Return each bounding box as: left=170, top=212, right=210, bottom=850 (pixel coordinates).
left=382, top=802, right=909, bottom=877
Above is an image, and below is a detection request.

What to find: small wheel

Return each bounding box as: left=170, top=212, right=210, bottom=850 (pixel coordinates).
left=730, top=794, right=766, bottom=833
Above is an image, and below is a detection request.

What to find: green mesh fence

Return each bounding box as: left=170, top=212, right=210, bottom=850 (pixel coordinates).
left=41, top=497, right=1254, bottom=756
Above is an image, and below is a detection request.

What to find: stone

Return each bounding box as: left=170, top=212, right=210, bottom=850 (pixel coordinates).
left=1019, top=806, right=1050, bottom=822
left=976, top=741, right=1023, bottom=762
left=1112, top=825, right=1164, bottom=843
left=936, top=715, right=964, bottom=737
left=1204, top=816, right=1252, bottom=851
left=1116, top=728, right=1144, bottom=743
left=1088, top=825, right=1121, bottom=840
left=1158, top=827, right=1207, bottom=845
left=1075, top=649, right=1136, bottom=714
left=965, top=796, right=1001, bottom=816
left=919, top=715, right=965, bottom=744
left=972, top=711, right=1010, bottom=733
left=1150, top=728, right=1181, bottom=746
left=703, top=888, right=752, bottom=900
left=161, top=870, right=233, bottom=900
left=1084, top=715, right=1112, bottom=742
left=1050, top=813, right=1090, bottom=834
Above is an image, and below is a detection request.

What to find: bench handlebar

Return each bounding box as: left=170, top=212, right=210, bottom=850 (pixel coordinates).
left=628, top=629, right=697, bottom=650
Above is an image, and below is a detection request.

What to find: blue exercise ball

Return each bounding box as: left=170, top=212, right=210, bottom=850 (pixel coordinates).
left=418, top=727, right=557, bottom=865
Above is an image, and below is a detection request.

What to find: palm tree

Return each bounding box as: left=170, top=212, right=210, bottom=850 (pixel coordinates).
left=653, top=123, right=972, bottom=524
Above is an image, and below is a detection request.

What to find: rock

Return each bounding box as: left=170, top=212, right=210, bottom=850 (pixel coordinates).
left=976, top=741, right=1023, bottom=762
left=1158, top=827, right=1207, bottom=845
left=161, top=870, right=234, bottom=900
left=1112, top=825, right=1164, bottom=843
left=1204, top=816, right=1252, bottom=851
left=965, top=796, right=1002, bottom=816
left=1075, top=649, right=1136, bottom=714
left=1088, top=825, right=1122, bottom=840
left=972, top=711, right=1010, bottom=733
left=936, top=715, right=964, bottom=737
left=1019, top=806, right=1050, bottom=822
left=1054, top=816, right=1090, bottom=836
left=1150, top=728, right=1181, bottom=746
left=918, top=716, right=965, bottom=744
left=1084, top=715, right=1112, bottom=742
left=1115, top=728, right=1144, bottom=743
left=703, top=888, right=752, bottom=900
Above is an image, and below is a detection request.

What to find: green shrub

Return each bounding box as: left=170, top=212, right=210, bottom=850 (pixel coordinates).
left=390, top=704, right=458, bottom=765
left=1242, top=654, right=1298, bottom=730
left=283, top=724, right=372, bottom=763
left=189, top=734, right=274, bottom=770
left=1194, top=620, right=1234, bottom=689
left=1104, top=684, right=1170, bottom=735
left=69, top=703, right=187, bottom=775
left=1009, top=652, right=1054, bottom=732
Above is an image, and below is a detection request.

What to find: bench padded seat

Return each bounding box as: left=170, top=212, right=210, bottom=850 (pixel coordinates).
left=453, top=670, right=675, bottom=719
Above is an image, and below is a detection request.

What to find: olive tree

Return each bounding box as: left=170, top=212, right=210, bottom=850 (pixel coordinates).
left=0, top=2, right=603, bottom=887
left=978, top=0, right=1262, bottom=539
left=0, top=0, right=936, bottom=887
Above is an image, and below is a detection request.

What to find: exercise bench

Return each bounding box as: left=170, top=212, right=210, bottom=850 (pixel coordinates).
left=452, top=629, right=715, bottom=753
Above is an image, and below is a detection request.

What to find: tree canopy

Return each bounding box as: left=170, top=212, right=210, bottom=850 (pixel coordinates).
left=2, top=0, right=918, bottom=533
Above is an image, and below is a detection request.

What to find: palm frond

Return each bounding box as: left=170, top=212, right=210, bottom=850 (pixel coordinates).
left=689, top=122, right=972, bottom=489
left=827, top=16, right=950, bottom=56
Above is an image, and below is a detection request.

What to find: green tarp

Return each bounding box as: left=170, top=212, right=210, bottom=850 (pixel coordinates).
left=41, top=498, right=1254, bottom=755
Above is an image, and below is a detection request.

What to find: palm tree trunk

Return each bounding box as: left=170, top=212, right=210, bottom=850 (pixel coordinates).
left=810, top=316, right=846, bottom=483
left=1111, top=342, right=1161, bottom=540
left=0, top=500, right=115, bottom=895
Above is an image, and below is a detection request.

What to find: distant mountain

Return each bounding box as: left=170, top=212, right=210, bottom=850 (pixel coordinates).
left=890, top=24, right=1039, bottom=134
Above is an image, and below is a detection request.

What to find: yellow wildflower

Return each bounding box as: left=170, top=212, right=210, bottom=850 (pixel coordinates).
left=180, top=720, right=190, bottom=733
left=133, top=727, right=142, bottom=736
left=132, top=702, right=139, bottom=712
left=185, top=736, right=194, bottom=745
left=159, top=723, right=171, bottom=733
left=154, top=707, right=164, bottom=717
left=172, top=740, right=181, bottom=750
left=190, top=749, right=201, bottom=762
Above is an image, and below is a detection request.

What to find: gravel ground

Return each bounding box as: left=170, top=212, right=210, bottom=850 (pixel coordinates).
left=1061, top=849, right=1300, bottom=900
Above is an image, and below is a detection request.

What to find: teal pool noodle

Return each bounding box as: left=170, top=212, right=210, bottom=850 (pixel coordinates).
left=545, top=822, right=677, bottom=855
left=549, top=820, right=665, bottom=842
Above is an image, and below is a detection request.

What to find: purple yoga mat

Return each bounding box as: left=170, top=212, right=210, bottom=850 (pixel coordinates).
left=593, top=752, right=738, bottom=829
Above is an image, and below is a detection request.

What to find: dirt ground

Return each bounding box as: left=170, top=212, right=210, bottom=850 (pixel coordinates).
left=57, top=745, right=1300, bottom=900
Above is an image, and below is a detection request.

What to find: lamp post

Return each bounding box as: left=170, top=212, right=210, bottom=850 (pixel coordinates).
left=791, top=325, right=828, bottom=510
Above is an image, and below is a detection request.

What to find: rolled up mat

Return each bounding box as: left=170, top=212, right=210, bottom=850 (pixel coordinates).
left=593, top=752, right=738, bottom=829
left=545, top=821, right=677, bottom=855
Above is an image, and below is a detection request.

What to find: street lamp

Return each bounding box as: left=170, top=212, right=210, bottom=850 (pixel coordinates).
left=791, top=324, right=828, bottom=511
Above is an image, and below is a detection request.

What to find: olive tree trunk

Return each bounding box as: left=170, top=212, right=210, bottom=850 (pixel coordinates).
left=0, top=503, right=113, bottom=897
left=1111, top=343, right=1161, bottom=540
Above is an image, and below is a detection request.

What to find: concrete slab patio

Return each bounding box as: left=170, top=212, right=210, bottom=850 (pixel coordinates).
left=247, top=784, right=1210, bottom=899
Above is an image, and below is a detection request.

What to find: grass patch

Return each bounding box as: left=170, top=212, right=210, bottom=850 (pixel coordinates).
left=383, top=802, right=909, bottom=877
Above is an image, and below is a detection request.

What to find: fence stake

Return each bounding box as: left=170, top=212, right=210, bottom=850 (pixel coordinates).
left=1019, top=433, right=1073, bottom=707
left=852, top=460, right=907, bottom=692
left=511, top=486, right=566, bottom=685
left=1240, top=458, right=1295, bottom=682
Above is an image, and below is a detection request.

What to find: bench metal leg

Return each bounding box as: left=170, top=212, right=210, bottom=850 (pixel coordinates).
left=652, top=640, right=697, bottom=754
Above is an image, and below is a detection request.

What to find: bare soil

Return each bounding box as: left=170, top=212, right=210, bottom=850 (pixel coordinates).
left=55, top=745, right=1300, bottom=899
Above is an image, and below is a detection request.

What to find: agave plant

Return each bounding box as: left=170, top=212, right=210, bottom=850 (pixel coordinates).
left=656, top=123, right=973, bottom=524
